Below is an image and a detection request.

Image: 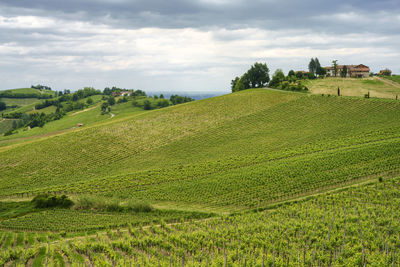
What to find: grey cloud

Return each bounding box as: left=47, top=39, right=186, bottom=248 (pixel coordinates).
left=0, top=0, right=399, bottom=92
left=0, top=0, right=399, bottom=33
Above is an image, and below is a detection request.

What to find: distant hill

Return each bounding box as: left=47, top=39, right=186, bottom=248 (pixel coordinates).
left=0, top=87, right=55, bottom=99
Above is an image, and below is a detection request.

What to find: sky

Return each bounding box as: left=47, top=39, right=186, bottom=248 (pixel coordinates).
left=0, top=0, right=399, bottom=93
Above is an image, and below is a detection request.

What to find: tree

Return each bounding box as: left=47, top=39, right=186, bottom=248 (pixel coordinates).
left=101, top=102, right=109, bottom=113
left=86, top=98, right=94, bottom=105
left=307, top=72, right=316, bottom=79
left=231, top=77, right=240, bottom=91
left=246, top=62, right=270, bottom=88
left=107, top=97, right=116, bottom=106
left=341, top=65, right=348, bottom=78
left=0, top=101, right=6, bottom=111
left=295, top=71, right=304, bottom=79
left=308, top=58, right=317, bottom=74
left=143, top=100, right=152, bottom=110
left=269, top=69, right=286, bottom=88
left=315, top=58, right=321, bottom=70
left=332, top=60, right=338, bottom=77
left=232, top=77, right=246, bottom=92
left=316, top=66, right=326, bottom=77
left=288, top=70, right=295, bottom=77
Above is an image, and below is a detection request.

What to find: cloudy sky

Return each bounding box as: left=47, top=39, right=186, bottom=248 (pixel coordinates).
left=0, top=0, right=399, bottom=93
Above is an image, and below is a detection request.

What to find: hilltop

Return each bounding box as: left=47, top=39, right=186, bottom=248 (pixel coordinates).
left=303, top=76, right=400, bottom=99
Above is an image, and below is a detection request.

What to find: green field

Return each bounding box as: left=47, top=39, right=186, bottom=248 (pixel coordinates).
left=1, top=88, right=400, bottom=265
left=0, top=119, right=17, bottom=134
left=382, top=75, right=400, bottom=82
left=0, top=97, right=39, bottom=107
left=0, top=87, right=56, bottom=97
left=304, top=77, right=400, bottom=99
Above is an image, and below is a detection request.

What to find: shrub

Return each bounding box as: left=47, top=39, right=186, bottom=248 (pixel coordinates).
left=74, top=195, right=153, bottom=212
left=126, top=199, right=153, bottom=212
left=31, top=194, right=74, bottom=209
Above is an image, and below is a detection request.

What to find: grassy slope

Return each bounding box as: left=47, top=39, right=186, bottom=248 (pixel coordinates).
left=1, top=89, right=400, bottom=212
left=383, top=75, right=400, bottom=84
left=0, top=88, right=56, bottom=97
left=0, top=105, right=146, bottom=150
left=0, top=119, right=16, bottom=134
left=0, top=98, right=39, bottom=107
left=304, top=77, right=400, bottom=99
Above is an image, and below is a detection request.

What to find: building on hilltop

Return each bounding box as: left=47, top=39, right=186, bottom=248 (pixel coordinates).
left=378, top=69, right=392, bottom=76
left=325, top=64, right=370, bottom=78
left=120, top=91, right=131, bottom=96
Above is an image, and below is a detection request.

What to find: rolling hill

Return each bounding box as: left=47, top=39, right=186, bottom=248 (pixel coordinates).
left=1, top=88, right=400, bottom=265
left=1, top=89, right=400, bottom=211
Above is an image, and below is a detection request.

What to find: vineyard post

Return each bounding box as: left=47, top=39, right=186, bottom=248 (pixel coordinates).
left=392, top=250, right=395, bottom=267
left=224, top=253, right=227, bottom=267
left=273, top=250, right=275, bottom=267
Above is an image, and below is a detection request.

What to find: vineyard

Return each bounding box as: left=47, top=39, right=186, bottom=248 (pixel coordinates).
left=1, top=90, right=400, bottom=210
left=1, top=177, right=400, bottom=266
left=1, top=89, right=400, bottom=266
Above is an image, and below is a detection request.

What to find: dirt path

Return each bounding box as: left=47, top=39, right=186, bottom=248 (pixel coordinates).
left=70, top=106, right=98, bottom=116
left=375, top=76, right=400, bottom=89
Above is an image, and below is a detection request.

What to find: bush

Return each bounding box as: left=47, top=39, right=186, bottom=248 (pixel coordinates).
left=143, top=100, right=152, bottom=110
left=126, top=199, right=153, bottom=212
left=74, top=195, right=153, bottom=212
left=31, top=194, right=74, bottom=209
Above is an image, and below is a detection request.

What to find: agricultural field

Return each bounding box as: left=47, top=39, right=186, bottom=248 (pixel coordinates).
left=382, top=75, right=400, bottom=84
left=304, top=77, right=400, bottom=99
left=1, top=177, right=400, bottom=266
left=1, top=89, right=400, bottom=265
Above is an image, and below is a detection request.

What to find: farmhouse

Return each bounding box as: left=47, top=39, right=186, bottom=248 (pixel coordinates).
left=120, top=91, right=131, bottom=96
left=325, top=64, right=370, bottom=78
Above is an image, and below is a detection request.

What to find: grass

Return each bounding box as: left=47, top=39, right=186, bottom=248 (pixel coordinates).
left=0, top=119, right=17, bottom=134
left=0, top=97, right=39, bottom=107
left=0, top=100, right=145, bottom=145
left=304, top=77, right=400, bottom=98
left=382, top=75, right=400, bottom=84
left=0, top=87, right=56, bottom=97
left=0, top=201, right=36, bottom=220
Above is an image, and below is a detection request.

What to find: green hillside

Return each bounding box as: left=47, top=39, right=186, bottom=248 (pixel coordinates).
left=304, top=77, right=400, bottom=99
left=1, top=89, right=400, bottom=211
left=0, top=87, right=55, bottom=98
left=1, top=88, right=400, bottom=265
